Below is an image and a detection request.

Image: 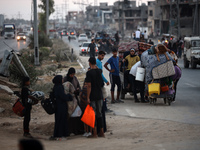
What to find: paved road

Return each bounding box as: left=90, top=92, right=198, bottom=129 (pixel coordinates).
left=64, top=36, right=200, bottom=125
left=0, top=36, right=29, bottom=59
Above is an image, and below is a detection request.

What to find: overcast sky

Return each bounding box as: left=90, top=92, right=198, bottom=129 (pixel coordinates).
left=0, top=0, right=153, bottom=20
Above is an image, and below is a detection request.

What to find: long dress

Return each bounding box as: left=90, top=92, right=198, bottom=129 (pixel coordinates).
left=63, top=81, right=84, bottom=135
left=53, top=84, right=72, bottom=138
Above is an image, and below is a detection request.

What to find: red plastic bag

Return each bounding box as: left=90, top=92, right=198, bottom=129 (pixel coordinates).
left=12, top=99, right=25, bottom=117
left=81, top=104, right=95, bottom=128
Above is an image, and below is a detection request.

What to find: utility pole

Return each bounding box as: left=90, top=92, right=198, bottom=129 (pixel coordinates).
left=122, top=2, right=125, bottom=40
left=34, top=0, right=39, bottom=66
left=177, top=0, right=180, bottom=38
left=193, top=0, right=199, bottom=35
left=169, top=0, right=172, bottom=39
left=46, top=0, right=49, bottom=36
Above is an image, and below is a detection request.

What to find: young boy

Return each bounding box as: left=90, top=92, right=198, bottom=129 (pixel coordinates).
left=21, top=77, right=33, bottom=138
left=104, top=48, right=124, bottom=104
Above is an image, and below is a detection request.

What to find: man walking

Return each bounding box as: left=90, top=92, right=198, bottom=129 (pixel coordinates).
left=144, top=30, right=148, bottom=43
left=87, top=39, right=97, bottom=58
left=104, top=48, right=124, bottom=104
left=135, top=29, right=141, bottom=41
left=85, top=57, right=105, bottom=138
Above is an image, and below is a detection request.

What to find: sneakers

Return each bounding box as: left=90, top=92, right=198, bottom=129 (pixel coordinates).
left=111, top=99, right=124, bottom=104
left=23, top=133, right=33, bottom=138
left=116, top=99, right=124, bottom=103
left=83, top=132, right=92, bottom=137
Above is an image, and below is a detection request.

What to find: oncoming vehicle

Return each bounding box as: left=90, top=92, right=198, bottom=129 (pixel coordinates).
left=78, top=34, right=88, bottom=42
left=4, top=23, right=15, bottom=39
left=17, top=32, right=26, bottom=41
left=79, top=42, right=98, bottom=56
left=184, top=36, right=200, bottom=69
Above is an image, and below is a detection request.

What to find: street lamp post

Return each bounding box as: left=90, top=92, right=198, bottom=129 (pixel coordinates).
left=46, top=0, right=49, bottom=36
left=33, top=0, right=39, bottom=66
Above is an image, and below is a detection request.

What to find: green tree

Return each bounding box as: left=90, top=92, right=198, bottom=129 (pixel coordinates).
left=38, top=0, right=55, bottom=33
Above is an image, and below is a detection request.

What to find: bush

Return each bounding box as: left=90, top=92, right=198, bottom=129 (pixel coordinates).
left=29, top=32, right=53, bottom=49
left=9, top=54, right=39, bottom=86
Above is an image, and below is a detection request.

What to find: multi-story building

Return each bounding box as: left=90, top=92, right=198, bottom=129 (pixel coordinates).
left=156, top=0, right=200, bottom=37
left=112, top=0, right=148, bottom=32
left=86, top=2, right=113, bottom=29
left=147, top=1, right=161, bottom=37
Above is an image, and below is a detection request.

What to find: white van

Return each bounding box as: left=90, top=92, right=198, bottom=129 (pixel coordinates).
left=184, top=37, right=200, bottom=69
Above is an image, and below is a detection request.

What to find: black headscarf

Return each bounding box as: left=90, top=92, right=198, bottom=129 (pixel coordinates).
left=66, top=67, right=76, bottom=83
left=52, top=75, right=63, bottom=85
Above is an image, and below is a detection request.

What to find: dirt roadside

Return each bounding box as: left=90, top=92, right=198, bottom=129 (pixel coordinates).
left=0, top=105, right=200, bottom=150
left=0, top=86, right=200, bottom=150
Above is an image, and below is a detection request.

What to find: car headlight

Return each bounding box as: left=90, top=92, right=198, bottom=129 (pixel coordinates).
left=17, top=36, right=20, bottom=39
left=23, top=36, right=26, bottom=39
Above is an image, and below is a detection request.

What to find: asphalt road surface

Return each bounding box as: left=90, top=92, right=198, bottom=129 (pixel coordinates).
left=0, top=36, right=29, bottom=59
left=62, top=36, right=200, bottom=126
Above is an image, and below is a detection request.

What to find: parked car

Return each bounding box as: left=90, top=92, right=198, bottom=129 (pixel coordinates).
left=79, top=42, right=98, bottom=56
left=184, top=36, right=200, bottom=69
left=17, top=32, right=26, bottom=41
left=78, top=34, right=88, bottom=42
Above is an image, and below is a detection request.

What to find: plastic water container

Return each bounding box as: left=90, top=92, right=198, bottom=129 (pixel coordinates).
left=135, top=67, right=145, bottom=81
left=148, top=83, right=161, bottom=95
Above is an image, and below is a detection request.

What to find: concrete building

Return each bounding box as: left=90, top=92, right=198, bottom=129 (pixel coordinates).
left=156, top=0, right=200, bottom=37
left=85, top=2, right=113, bottom=29
left=147, top=1, right=161, bottom=37
left=112, top=0, right=148, bottom=32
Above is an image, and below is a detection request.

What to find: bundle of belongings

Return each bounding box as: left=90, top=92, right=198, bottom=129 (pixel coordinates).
left=140, top=44, right=181, bottom=97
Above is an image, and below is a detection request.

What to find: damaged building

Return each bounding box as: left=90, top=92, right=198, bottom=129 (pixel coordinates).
left=112, top=1, right=148, bottom=31
left=156, top=0, right=200, bottom=37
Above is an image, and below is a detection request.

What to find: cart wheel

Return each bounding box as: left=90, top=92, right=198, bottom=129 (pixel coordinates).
left=164, top=98, right=167, bottom=104
left=149, top=98, right=152, bottom=104
left=153, top=98, right=157, bottom=105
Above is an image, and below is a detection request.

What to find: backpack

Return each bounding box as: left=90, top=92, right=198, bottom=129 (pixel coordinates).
left=41, top=90, right=56, bottom=115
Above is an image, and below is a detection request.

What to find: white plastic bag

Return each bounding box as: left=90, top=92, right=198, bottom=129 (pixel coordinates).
left=129, top=61, right=141, bottom=77
left=71, top=105, right=82, bottom=117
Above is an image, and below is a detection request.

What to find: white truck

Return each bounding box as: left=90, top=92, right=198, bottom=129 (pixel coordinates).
left=3, top=23, right=15, bottom=39
left=183, top=37, right=200, bottom=69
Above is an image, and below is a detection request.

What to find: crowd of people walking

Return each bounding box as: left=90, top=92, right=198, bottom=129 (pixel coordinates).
left=19, top=30, right=182, bottom=142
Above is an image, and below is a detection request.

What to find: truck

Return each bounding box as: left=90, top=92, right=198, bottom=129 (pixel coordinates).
left=3, top=23, right=15, bottom=39
left=183, top=36, right=200, bottom=69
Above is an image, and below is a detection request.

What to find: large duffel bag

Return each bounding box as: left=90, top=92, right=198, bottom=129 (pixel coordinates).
left=12, top=99, right=25, bottom=117
left=152, top=60, right=175, bottom=79
left=41, top=98, right=56, bottom=115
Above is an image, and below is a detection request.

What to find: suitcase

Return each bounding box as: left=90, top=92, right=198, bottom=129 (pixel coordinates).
left=12, top=99, right=25, bottom=117
left=41, top=98, right=56, bottom=115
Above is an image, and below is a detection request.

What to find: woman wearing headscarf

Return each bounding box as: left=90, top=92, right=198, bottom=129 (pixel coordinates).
left=64, top=67, right=81, bottom=97
left=50, top=75, right=72, bottom=140
left=63, top=68, right=84, bottom=135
